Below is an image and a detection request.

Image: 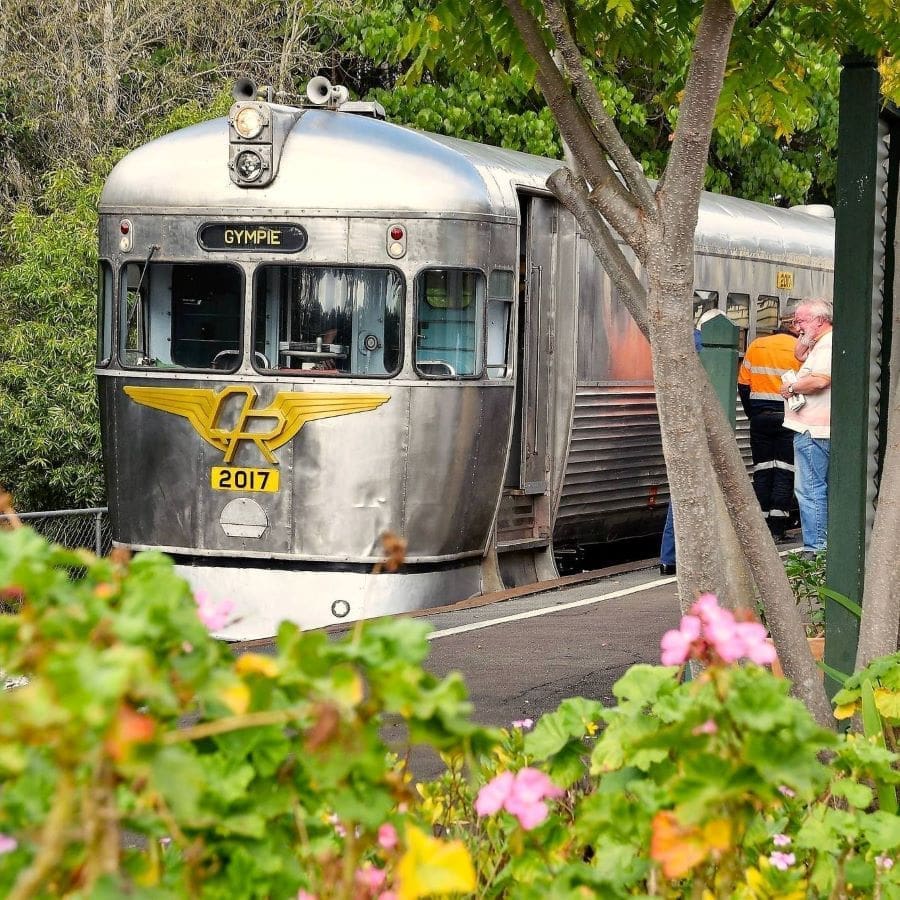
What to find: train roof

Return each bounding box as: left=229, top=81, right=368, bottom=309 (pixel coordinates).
left=101, top=106, right=833, bottom=268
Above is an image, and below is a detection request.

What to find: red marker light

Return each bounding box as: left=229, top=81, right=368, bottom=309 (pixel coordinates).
left=120, top=221, right=130, bottom=234
left=390, top=226, right=404, bottom=241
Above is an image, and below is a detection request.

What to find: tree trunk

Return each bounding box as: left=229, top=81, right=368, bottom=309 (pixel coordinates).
left=646, top=244, right=728, bottom=610
left=856, top=390, right=900, bottom=666
left=698, top=359, right=834, bottom=726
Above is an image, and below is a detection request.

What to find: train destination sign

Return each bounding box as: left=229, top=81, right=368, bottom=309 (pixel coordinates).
left=198, top=222, right=308, bottom=252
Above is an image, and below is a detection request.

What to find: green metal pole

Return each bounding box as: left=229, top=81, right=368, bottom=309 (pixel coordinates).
left=699, top=316, right=739, bottom=428
left=827, top=53, right=880, bottom=692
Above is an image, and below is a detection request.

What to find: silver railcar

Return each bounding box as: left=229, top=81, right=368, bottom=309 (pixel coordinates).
left=97, top=81, right=834, bottom=638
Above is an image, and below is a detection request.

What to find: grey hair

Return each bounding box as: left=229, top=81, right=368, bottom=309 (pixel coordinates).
left=797, top=297, right=833, bottom=322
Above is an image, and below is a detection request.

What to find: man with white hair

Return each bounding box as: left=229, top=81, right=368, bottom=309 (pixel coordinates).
left=779, top=298, right=833, bottom=556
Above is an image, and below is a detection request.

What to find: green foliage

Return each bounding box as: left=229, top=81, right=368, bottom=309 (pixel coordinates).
left=0, top=164, right=111, bottom=510
left=783, top=550, right=827, bottom=636
left=1, top=530, right=899, bottom=896
left=0, top=526, right=495, bottom=896
left=0, top=96, right=226, bottom=511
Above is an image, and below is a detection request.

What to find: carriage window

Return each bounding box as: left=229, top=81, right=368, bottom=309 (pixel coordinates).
left=756, top=294, right=780, bottom=335
left=487, top=269, right=514, bottom=379
left=692, top=290, right=719, bottom=326
left=119, top=262, right=242, bottom=371
left=97, top=261, right=113, bottom=365
left=253, top=266, right=402, bottom=376
left=415, top=269, right=484, bottom=377
left=726, top=292, right=750, bottom=351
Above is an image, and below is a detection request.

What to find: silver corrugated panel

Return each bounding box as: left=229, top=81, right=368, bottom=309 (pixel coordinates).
left=555, top=386, right=752, bottom=544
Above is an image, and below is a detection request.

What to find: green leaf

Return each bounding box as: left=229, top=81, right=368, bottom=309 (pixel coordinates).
left=830, top=778, right=874, bottom=809
left=819, top=586, right=863, bottom=618
left=524, top=696, right=604, bottom=759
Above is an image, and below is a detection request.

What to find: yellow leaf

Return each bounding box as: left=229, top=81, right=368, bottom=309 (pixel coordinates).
left=834, top=702, right=858, bottom=720
left=397, top=826, right=476, bottom=899
left=220, top=681, right=250, bottom=714
left=874, top=688, right=900, bottom=719
left=703, top=818, right=732, bottom=852
left=425, top=14, right=441, bottom=32
left=235, top=653, right=279, bottom=678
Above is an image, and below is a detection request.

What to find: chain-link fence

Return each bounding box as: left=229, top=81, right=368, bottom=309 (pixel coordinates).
left=0, top=507, right=111, bottom=555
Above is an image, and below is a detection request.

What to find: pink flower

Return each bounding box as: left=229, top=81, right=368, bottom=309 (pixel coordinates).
left=297, top=892, right=317, bottom=900
left=475, top=768, right=563, bottom=831
left=512, top=718, right=534, bottom=730
left=772, top=833, right=791, bottom=847
left=194, top=591, right=235, bottom=631
left=509, top=767, right=563, bottom=805
left=778, top=785, right=796, bottom=798
left=660, top=614, right=702, bottom=665
left=327, top=813, right=347, bottom=838
left=377, top=823, right=398, bottom=850
left=876, top=855, right=894, bottom=870
left=735, top=622, right=777, bottom=664
left=769, top=851, right=796, bottom=870
left=506, top=797, right=550, bottom=830
left=666, top=595, right=778, bottom=667
left=0, top=834, right=17, bottom=854
left=378, top=893, right=398, bottom=900
left=692, top=719, right=718, bottom=735
left=475, top=771, right=515, bottom=816
left=355, top=865, right=387, bottom=891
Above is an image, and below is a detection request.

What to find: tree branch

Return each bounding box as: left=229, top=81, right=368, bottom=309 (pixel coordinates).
left=501, top=0, right=646, bottom=246
left=750, top=0, right=779, bottom=29
left=659, top=0, right=737, bottom=230
left=543, top=0, right=658, bottom=219
left=547, top=167, right=650, bottom=326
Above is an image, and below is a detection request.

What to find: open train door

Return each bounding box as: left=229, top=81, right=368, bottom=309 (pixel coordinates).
left=495, top=194, right=559, bottom=586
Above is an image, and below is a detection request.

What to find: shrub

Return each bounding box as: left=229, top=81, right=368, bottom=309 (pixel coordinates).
left=1, top=529, right=898, bottom=898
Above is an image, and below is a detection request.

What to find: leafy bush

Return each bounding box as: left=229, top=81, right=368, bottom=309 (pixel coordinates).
left=1, top=529, right=898, bottom=898
left=784, top=551, right=827, bottom=637
left=0, top=526, right=494, bottom=897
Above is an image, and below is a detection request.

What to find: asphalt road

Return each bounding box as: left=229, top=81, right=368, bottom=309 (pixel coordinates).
left=420, top=565, right=681, bottom=722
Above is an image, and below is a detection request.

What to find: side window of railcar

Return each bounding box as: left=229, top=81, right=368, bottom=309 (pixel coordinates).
left=725, top=292, right=750, bottom=352
left=756, top=295, right=780, bottom=335
left=692, top=290, right=719, bottom=326
left=487, top=270, right=514, bottom=379
left=415, top=269, right=484, bottom=378
left=119, top=262, right=243, bottom=371
left=97, top=261, right=113, bottom=365
left=253, top=266, right=402, bottom=377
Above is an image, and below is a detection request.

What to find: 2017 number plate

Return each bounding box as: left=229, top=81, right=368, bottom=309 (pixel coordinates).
left=211, top=467, right=279, bottom=492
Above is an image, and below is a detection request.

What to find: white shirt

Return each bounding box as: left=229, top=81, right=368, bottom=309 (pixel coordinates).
left=783, top=330, right=832, bottom=439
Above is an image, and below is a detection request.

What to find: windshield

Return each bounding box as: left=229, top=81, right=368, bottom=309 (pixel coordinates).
left=253, top=266, right=402, bottom=376
left=119, top=262, right=243, bottom=370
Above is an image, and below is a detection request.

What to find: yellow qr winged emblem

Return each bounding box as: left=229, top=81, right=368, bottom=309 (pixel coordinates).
left=123, top=385, right=389, bottom=464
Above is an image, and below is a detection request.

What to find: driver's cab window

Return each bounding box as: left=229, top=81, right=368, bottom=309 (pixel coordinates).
left=119, top=262, right=242, bottom=370
left=415, top=269, right=484, bottom=377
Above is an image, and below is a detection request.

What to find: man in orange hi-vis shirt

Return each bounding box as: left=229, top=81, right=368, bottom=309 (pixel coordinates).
left=738, top=316, right=800, bottom=541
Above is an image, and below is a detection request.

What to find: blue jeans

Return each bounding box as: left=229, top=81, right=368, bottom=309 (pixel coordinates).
left=793, top=432, right=830, bottom=551
left=660, top=502, right=676, bottom=565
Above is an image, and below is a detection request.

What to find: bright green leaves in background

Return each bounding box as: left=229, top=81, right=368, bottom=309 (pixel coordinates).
left=0, top=163, right=114, bottom=510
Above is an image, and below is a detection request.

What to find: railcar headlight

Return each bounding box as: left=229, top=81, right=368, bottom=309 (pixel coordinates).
left=235, top=150, right=264, bottom=182
left=234, top=105, right=265, bottom=139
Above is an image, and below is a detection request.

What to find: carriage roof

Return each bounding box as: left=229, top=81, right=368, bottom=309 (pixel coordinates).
left=101, top=106, right=833, bottom=268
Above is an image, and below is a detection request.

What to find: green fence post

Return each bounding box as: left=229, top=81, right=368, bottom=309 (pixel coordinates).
left=699, top=316, right=739, bottom=428
left=827, top=53, right=881, bottom=693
